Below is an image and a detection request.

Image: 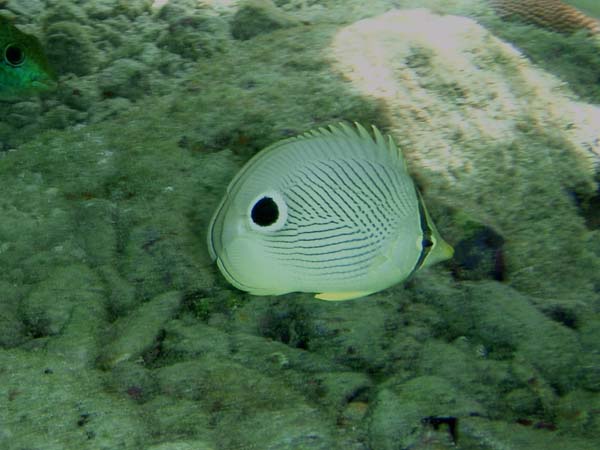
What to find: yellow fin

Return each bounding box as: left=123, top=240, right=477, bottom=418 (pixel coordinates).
left=315, top=291, right=372, bottom=301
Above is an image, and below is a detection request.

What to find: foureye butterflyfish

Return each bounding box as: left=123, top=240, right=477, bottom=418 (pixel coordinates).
left=207, top=123, right=453, bottom=300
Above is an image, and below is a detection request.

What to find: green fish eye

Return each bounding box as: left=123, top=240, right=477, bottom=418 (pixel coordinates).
left=3, top=43, right=26, bottom=67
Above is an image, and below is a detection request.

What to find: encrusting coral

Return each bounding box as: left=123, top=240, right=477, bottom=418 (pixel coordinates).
left=489, top=0, right=600, bottom=34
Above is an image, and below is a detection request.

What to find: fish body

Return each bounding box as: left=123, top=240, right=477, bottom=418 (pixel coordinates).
left=207, top=123, right=453, bottom=300
left=0, top=17, right=55, bottom=100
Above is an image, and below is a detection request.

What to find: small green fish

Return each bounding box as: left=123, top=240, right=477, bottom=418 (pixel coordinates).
left=0, top=16, right=55, bottom=99
left=207, top=123, right=453, bottom=301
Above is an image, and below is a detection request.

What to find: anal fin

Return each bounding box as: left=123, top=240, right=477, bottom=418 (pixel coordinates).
left=315, top=291, right=372, bottom=301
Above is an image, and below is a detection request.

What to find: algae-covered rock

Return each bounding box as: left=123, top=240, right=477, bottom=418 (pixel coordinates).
left=0, top=281, right=27, bottom=347
left=154, top=354, right=337, bottom=448
left=142, top=396, right=215, bottom=447
left=303, top=371, right=372, bottom=414
left=462, top=283, right=582, bottom=391
left=302, top=296, right=406, bottom=372
left=44, top=21, right=98, bottom=76
left=368, top=377, right=480, bottom=449
left=160, top=320, right=232, bottom=361
left=459, top=414, right=597, bottom=449
left=19, top=265, right=105, bottom=338
left=228, top=328, right=349, bottom=374
left=5, top=101, right=43, bottom=128
left=556, top=389, right=600, bottom=437
left=412, top=277, right=584, bottom=392
left=107, top=360, right=158, bottom=403
left=418, top=340, right=516, bottom=413
left=578, top=317, right=600, bottom=391
left=97, top=58, right=150, bottom=100
left=156, top=3, right=230, bottom=59
left=155, top=355, right=290, bottom=404
left=230, top=0, right=300, bottom=40
left=98, top=291, right=182, bottom=368
left=217, top=408, right=335, bottom=450
left=0, top=349, right=148, bottom=450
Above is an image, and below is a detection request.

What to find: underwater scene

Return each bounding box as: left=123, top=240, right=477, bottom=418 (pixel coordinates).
left=1, top=0, right=599, bottom=449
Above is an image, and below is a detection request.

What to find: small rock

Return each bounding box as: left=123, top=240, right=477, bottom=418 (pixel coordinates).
left=19, top=264, right=105, bottom=338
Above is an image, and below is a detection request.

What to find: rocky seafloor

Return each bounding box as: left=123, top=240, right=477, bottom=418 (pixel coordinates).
left=0, top=0, right=599, bottom=449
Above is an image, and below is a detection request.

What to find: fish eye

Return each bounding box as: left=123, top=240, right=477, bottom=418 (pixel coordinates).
left=423, top=238, right=433, bottom=248
left=3, top=43, right=25, bottom=67
left=248, top=191, right=288, bottom=232
left=251, top=197, right=278, bottom=226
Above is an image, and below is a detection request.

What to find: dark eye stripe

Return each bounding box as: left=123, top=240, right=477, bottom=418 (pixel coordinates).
left=410, top=189, right=434, bottom=275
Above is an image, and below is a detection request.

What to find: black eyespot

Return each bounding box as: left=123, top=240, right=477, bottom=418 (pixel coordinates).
left=4, top=44, right=25, bottom=67
left=423, top=238, right=433, bottom=248
left=251, top=196, right=279, bottom=226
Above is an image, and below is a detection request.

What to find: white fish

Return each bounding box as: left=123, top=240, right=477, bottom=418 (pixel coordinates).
left=207, top=123, right=453, bottom=300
